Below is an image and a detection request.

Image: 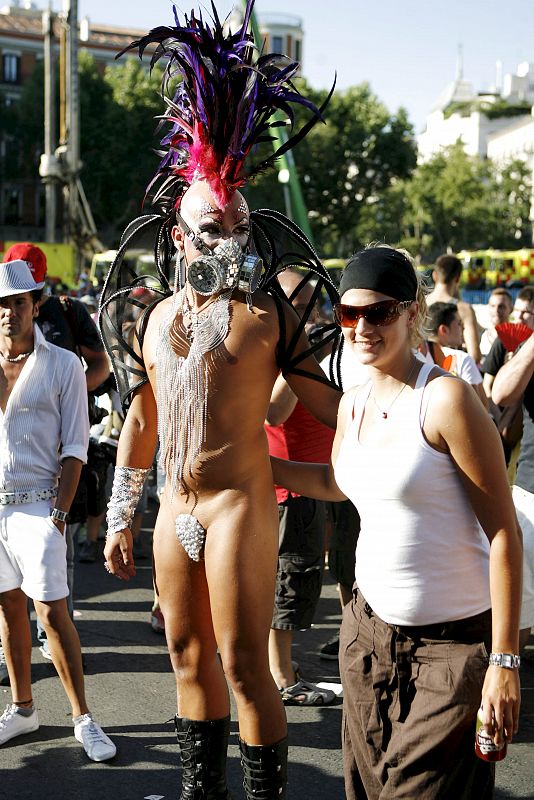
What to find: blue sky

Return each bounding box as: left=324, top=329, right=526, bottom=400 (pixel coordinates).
left=76, top=0, right=534, bottom=132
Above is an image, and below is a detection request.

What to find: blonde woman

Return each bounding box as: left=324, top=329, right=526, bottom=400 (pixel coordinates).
left=273, top=246, right=522, bottom=799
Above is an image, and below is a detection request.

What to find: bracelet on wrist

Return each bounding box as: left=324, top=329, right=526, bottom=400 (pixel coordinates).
left=50, top=507, right=69, bottom=523
left=489, top=652, right=521, bottom=669
left=106, top=466, right=150, bottom=538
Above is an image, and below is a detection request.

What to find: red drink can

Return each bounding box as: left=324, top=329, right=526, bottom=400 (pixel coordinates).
left=475, top=707, right=507, bottom=762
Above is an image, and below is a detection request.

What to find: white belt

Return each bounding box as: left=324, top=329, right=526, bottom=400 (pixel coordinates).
left=0, top=488, right=58, bottom=506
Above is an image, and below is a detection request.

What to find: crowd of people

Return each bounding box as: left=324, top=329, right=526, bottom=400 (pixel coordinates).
left=0, top=1, right=530, bottom=798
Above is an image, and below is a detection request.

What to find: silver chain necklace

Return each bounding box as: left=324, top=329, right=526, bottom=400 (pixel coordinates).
left=0, top=349, right=33, bottom=363
left=371, top=358, right=418, bottom=419
left=181, top=288, right=219, bottom=343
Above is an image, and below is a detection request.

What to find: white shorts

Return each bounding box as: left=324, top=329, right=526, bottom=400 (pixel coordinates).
left=0, top=500, right=68, bottom=602
left=512, top=484, right=534, bottom=629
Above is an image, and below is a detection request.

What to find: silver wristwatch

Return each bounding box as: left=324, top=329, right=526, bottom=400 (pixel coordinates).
left=50, top=507, right=69, bottom=523
left=489, top=652, right=521, bottom=669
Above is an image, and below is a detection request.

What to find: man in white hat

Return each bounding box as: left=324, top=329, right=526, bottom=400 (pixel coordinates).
left=0, top=260, right=116, bottom=761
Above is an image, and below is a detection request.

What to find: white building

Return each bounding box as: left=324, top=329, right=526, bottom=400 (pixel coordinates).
left=417, top=59, right=534, bottom=241
left=503, top=61, right=534, bottom=105
left=259, top=12, right=303, bottom=66
left=417, top=62, right=534, bottom=162
left=487, top=112, right=534, bottom=228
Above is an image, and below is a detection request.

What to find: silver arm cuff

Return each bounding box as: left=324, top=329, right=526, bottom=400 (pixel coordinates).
left=106, top=466, right=150, bottom=538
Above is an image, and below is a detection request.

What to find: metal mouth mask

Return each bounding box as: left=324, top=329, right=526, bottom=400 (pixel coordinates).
left=179, top=215, right=263, bottom=298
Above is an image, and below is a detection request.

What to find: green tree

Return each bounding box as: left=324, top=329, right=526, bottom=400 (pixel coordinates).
left=489, top=158, right=532, bottom=247
left=398, top=143, right=532, bottom=260
left=79, top=53, right=163, bottom=240
left=246, top=81, right=417, bottom=257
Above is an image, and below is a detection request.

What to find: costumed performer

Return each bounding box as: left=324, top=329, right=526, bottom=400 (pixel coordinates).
left=98, top=2, right=342, bottom=798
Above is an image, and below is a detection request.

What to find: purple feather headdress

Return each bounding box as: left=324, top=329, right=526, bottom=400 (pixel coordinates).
left=119, top=0, right=334, bottom=209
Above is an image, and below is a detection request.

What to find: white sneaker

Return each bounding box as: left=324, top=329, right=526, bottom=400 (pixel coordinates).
left=0, top=704, right=39, bottom=745
left=74, top=713, right=116, bottom=762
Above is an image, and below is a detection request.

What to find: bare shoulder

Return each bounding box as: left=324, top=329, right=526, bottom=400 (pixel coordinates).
left=250, top=289, right=279, bottom=313
left=231, top=290, right=282, bottom=335
left=143, top=295, right=172, bottom=339
left=423, top=369, right=491, bottom=448
left=425, top=368, right=471, bottom=405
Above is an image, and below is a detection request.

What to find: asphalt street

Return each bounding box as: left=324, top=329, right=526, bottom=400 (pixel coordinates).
left=1, top=504, right=533, bottom=800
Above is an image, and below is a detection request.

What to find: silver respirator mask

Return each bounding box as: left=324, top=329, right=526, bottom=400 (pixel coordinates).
left=177, top=214, right=263, bottom=298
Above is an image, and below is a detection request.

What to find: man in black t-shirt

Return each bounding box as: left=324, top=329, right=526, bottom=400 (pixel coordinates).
left=482, top=289, right=534, bottom=463
left=482, top=287, right=534, bottom=400
left=38, top=293, right=103, bottom=364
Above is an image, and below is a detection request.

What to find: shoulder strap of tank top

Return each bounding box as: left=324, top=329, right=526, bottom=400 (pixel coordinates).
left=351, top=381, right=372, bottom=426
left=419, top=362, right=455, bottom=428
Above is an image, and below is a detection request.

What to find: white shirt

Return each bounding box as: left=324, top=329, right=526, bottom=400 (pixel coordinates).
left=0, top=324, right=89, bottom=492
left=480, top=327, right=497, bottom=357
left=422, top=345, right=482, bottom=385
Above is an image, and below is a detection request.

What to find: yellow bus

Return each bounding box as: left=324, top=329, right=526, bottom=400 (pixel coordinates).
left=457, top=249, right=490, bottom=289
left=485, top=250, right=517, bottom=288
left=3, top=241, right=76, bottom=288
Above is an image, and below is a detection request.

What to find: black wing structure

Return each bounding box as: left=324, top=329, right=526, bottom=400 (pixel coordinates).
left=98, top=214, right=172, bottom=408
left=98, top=209, right=343, bottom=410
left=252, top=209, right=342, bottom=390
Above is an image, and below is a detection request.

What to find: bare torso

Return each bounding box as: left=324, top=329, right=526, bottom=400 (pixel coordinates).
left=143, top=290, right=282, bottom=522
left=0, top=360, right=26, bottom=414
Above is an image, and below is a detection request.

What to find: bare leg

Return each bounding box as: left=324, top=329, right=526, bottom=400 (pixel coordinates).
left=207, top=502, right=287, bottom=746
left=84, top=511, right=106, bottom=544
left=0, top=589, right=32, bottom=702
left=154, top=498, right=230, bottom=720
left=268, top=629, right=297, bottom=689
left=33, top=598, right=88, bottom=718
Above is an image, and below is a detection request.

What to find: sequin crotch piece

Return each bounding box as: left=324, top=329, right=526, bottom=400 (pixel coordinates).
left=175, top=513, right=207, bottom=561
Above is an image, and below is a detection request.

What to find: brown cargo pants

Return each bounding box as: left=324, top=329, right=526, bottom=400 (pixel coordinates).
left=340, top=587, right=494, bottom=799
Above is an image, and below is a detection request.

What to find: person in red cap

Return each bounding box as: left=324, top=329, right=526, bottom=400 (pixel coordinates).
left=3, top=243, right=108, bottom=393
left=0, top=259, right=116, bottom=760
left=0, top=244, right=109, bottom=675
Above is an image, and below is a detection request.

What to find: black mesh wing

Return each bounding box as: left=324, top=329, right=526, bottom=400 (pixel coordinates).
left=251, top=209, right=343, bottom=390
left=98, top=213, right=173, bottom=409
left=99, top=208, right=344, bottom=410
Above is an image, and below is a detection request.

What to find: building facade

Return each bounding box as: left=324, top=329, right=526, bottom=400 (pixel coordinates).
left=0, top=2, right=306, bottom=248
left=417, top=61, right=534, bottom=161
left=0, top=1, right=147, bottom=245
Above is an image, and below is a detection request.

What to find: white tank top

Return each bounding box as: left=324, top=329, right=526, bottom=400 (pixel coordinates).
left=334, top=362, right=491, bottom=626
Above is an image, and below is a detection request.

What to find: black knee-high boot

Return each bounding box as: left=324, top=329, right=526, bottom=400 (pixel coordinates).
left=174, top=715, right=232, bottom=800
left=239, top=737, right=288, bottom=800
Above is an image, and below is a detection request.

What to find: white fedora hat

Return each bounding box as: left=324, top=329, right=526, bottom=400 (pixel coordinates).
left=0, top=259, right=41, bottom=299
